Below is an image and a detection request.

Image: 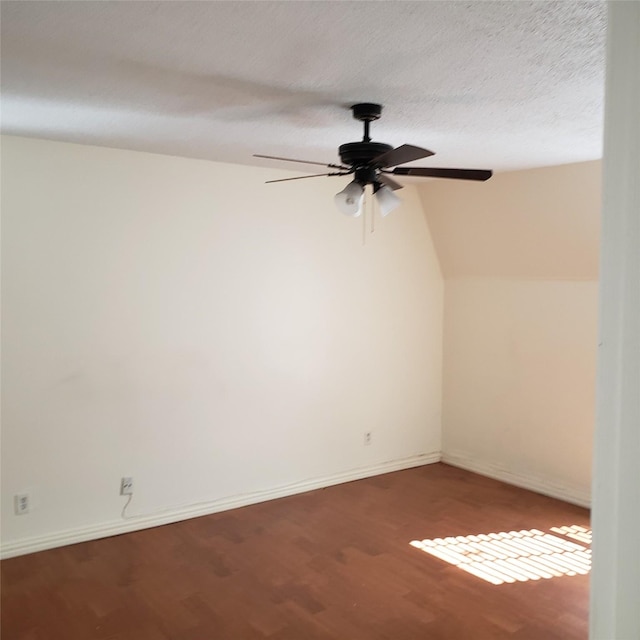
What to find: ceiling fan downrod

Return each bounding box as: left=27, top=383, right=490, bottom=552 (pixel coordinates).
left=350, top=102, right=382, bottom=143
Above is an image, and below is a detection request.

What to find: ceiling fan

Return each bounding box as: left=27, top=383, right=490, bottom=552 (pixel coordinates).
left=255, top=103, right=492, bottom=217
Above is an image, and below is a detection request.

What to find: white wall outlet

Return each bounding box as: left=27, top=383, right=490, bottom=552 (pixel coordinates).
left=14, top=493, right=29, bottom=515
left=120, top=477, right=133, bottom=495
left=364, top=431, right=372, bottom=446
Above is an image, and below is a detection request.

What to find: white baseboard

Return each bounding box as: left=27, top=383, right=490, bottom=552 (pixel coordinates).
left=441, top=451, right=591, bottom=509
left=1, top=452, right=441, bottom=559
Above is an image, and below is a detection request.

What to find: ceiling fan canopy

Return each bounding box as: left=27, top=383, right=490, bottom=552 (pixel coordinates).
left=255, top=103, right=492, bottom=216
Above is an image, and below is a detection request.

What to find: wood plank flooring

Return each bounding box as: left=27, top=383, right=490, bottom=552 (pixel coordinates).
left=1, top=463, right=591, bottom=639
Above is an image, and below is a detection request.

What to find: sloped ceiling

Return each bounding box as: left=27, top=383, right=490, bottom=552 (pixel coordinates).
left=419, top=161, right=601, bottom=279
left=1, top=1, right=605, bottom=173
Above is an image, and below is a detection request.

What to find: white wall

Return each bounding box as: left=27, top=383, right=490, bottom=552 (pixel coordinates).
left=442, top=277, right=597, bottom=504
left=419, top=162, right=600, bottom=505
left=590, top=3, right=640, bottom=637
left=1, top=135, right=443, bottom=556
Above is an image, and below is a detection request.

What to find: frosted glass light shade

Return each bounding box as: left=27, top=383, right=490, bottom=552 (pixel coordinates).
left=375, top=185, right=401, bottom=216
left=334, top=181, right=365, bottom=217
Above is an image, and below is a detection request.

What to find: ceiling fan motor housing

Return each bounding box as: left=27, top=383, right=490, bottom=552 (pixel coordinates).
left=340, top=103, right=392, bottom=182
left=338, top=142, right=393, bottom=168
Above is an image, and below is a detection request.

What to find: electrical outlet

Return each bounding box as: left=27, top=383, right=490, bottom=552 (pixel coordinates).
left=364, top=431, right=372, bottom=446
left=15, top=493, right=29, bottom=515
left=120, top=477, right=133, bottom=495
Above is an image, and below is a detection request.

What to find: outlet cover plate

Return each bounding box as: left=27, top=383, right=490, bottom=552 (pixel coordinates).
left=120, top=477, right=133, bottom=495
left=15, top=493, right=29, bottom=515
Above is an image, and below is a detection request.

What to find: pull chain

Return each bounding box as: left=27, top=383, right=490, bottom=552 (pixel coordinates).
left=361, top=186, right=378, bottom=246
left=362, top=187, right=367, bottom=246
left=371, top=187, right=375, bottom=235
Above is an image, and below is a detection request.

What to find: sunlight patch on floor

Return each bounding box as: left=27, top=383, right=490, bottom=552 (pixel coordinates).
left=550, top=524, right=592, bottom=545
left=410, top=528, right=591, bottom=586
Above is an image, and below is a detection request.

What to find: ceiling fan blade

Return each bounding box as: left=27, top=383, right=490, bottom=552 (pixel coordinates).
left=254, top=154, right=346, bottom=170
left=378, top=174, right=404, bottom=191
left=265, top=172, right=346, bottom=184
left=393, top=167, right=492, bottom=181
left=373, top=144, right=435, bottom=168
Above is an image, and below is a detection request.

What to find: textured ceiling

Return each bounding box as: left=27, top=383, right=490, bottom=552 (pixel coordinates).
left=1, top=1, right=606, bottom=173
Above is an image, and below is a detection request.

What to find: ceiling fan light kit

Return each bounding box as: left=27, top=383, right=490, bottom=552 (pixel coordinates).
left=374, top=184, right=402, bottom=217
left=334, top=181, right=365, bottom=217
left=256, top=103, right=492, bottom=217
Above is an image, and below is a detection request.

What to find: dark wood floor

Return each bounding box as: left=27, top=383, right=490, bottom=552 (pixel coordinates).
left=1, top=463, right=590, bottom=639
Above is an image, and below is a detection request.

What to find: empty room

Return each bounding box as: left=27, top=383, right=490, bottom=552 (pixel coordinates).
left=1, top=2, right=639, bottom=639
